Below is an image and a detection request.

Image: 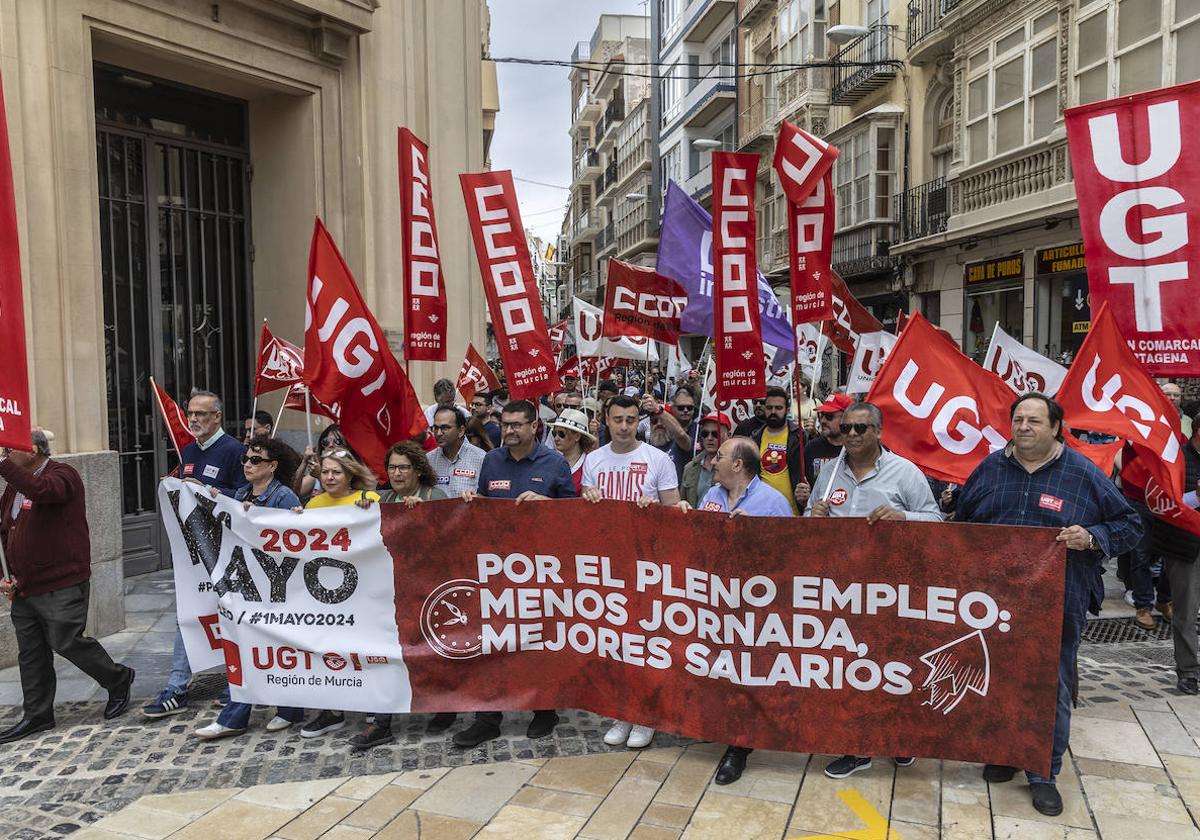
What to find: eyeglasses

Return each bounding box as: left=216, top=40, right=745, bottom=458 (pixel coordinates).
left=186, top=410, right=216, bottom=418
left=699, top=429, right=721, bottom=439
left=818, top=412, right=840, bottom=421
left=431, top=424, right=457, bottom=433
left=500, top=420, right=531, bottom=430
left=386, top=463, right=414, bottom=472
left=240, top=455, right=275, bottom=466
left=674, top=404, right=695, bottom=412
left=322, top=448, right=350, bottom=459
left=839, top=422, right=876, bottom=436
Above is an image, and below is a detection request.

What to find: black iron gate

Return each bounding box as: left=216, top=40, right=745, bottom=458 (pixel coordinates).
left=96, top=67, right=253, bottom=576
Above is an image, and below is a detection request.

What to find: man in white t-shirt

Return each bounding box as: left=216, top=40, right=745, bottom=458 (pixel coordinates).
left=423, top=378, right=470, bottom=428
left=581, top=394, right=679, bottom=750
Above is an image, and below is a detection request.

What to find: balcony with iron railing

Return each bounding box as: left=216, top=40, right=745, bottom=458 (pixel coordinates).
left=738, top=96, right=777, bottom=151
left=574, top=147, right=601, bottom=181
left=571, top=207, right=602, bottom=242
left=906, top=0, right=960, bottom=62
left=597, top=98, right=625, bottom=153
left=831, top=223, right=901, bottom=278
left=617, top=199, right=657, bottom=258
left=596, top=161, right=619, bottom=206
left=598, top=221, right=617, bottom=254
left=682, top=162, right=714, bottom=202
left=679, top=64, right=737, bottom=129
left=895, top=177, right=949, bottom=243
left=830, top=27, right=899, bottom=106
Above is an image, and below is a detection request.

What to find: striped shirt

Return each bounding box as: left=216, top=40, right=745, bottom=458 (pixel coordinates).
left=428, top=441, right=487, bottom=496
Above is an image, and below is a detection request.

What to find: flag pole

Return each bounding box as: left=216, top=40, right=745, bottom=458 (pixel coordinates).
left=272, top=390, right=288, bottom=438
left=251, top=318, right=266, bottom=442
left=304, top=388, right=314, bottom=450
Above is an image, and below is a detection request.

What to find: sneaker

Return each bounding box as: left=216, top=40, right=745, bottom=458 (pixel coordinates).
left=193, top=722, right=245, bottom=740
left=894, top=756, right=915, bottom=767
left=825, top=755, right=872, bottom=779
left=626, top=725, right=654, bottom=749
left=1123, top=589, right=1136, bottom=607
left=141, top=690, right=188, bottom=719
left=452, top=719, right=501, bottom=748
left=300, top=710, right=345, bottom=738
left=348, top=723, right=394, bottom=750
left=265, top=715, right=297, bottom=732
left=604, top=721, right=632, bottom=746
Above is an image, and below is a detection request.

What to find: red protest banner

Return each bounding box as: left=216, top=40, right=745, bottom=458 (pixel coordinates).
left=773, top=122, right=838, bottom=325
left=386, top=500, right=1063, bottom=776
left=602, top=259, right=688, bottom=345
left=303, top=218, right=425, bottom=479
left=1057, top=303, right=1200, bottom=536
left=150, top=377, right=196, bottom=458
left=0, top=71, right=31, bottom=451
left=254, top=320, right=304, bottom=397
left=456, top=342, right=502, bottom=404
left=548, top=319, right=569, bottom=355
left=1065, top=81, right=1200, bottom=375
left=459, top=171, right=559, bottom=400
left=824, top=272, right=883, bottom=355
left=398, top=128, right=448, bottom=361
left=712, top=152, right=766, bottom=402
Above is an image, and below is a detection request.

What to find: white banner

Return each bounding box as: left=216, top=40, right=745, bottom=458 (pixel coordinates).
left=983, top=323, right=1067, bottom=396
left=847, top=331, right=898, bottom=394
left=796, top=322, right=827, bottom=386
left=159, top=478, right=412, bottom=713
left=573, top=296, right=659, bottom=361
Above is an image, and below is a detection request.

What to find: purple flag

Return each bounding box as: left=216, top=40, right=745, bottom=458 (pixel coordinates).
left=656, top=180, right=796, bottom=359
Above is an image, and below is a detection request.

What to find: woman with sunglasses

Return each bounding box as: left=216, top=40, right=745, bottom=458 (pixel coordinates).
left=347, top=441, right=451, bottom=749
left=194, top=436, right=305, bottom=739
left=547, top=408, right=596, bottom=494
left=295, top=424, right=363, bottom=502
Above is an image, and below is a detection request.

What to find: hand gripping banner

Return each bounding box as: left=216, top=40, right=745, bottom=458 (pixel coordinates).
left=712, top=152, right=766, bottom=402
left=161, top=477, right=1064, bottom=777
left=1064, top=80, right=1200, bottom=375
left=460, top=170, right=559, bottom=399
left=398, top=128, right=448, bottom=361
left=773, top=121, right=838, bottom=324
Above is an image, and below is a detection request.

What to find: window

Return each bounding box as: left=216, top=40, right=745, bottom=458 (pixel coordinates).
left=661, top=144, right=681, bottom=196
left=661, top=0, right=682, bottom=44
left=833, top=123, right=896, bottom=227
left=1075, top=0, right=1200, bottom=104
left=687, top=54, right=700, bottom=92
left=660, top=63, right=680, bottom=126
left=965, top=13, right=1059, bottom=165
left=710, top=29, right=736, bottom=79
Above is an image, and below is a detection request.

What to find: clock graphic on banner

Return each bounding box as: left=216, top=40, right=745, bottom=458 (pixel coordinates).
left=421, top=579, right=483, bottom=659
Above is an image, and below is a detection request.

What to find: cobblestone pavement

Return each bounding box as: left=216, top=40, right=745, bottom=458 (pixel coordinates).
left=2, top=571, right=1199, bottom=839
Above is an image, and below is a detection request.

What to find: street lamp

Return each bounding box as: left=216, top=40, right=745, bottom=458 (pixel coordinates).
left=691, top=138, right=722, bottom=151
left=826, top=24, right=871, bottom=44
left=624, top=192, right=647, bottom=202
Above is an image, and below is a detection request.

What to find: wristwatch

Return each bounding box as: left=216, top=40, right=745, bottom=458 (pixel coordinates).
left=1087, top=532, right=1097, bottom=551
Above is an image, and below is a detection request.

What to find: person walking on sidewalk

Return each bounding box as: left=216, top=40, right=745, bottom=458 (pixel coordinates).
left=0, top=429, right=135, bottom=743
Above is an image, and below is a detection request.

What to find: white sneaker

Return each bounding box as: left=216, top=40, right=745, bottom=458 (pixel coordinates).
left=1124, top=589, right=1136, bottom=607
left=265, top=715, right=295, bottom=732
left=194, top=722, right=245, bottom=740
left=604, top=721, right=632, bottom=746
left=626, top=725, right=655, bottom=749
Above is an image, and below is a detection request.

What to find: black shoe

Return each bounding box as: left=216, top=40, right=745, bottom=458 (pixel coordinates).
left=348, top=723, right=394, bottom=750
left=894, top=756, right=915, bottom=767
left=526, top=710, right=559, bottom=739
left=714, top=747, right=748, bottom=785
left=104, top=666, right=135, bottom=720
left=1030, top=782, right=1063, bottom=816
left=427, top=712, right=457, bottom=734
left=824, top=755, right=872, bottom=779
left=453, top=719, right=501, bottom=748
left=1178, top=677, right=1200, bottom=695
left=0, top=717, right=55, bottom=744
left=983, top=764, right=1017, bottom=783
left=300, top=710, right=346, bottom=738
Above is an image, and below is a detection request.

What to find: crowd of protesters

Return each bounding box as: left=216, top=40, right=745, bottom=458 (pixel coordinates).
left=1, top=361, right=1198, bottom=820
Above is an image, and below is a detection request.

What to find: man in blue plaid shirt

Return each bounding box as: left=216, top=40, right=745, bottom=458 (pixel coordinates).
left=957, top=393, right=1141, bottom=817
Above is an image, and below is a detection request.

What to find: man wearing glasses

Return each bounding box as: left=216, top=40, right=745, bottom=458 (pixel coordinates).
left=805, top=400, right=941, bottom=781
left=142, top=389, right=245, bottom=720
left=428, top=407, right=486, bottom=496
left=639, top=385, right=699, bottom=483
left=469, top=393, right=502, bottom=448
left=456, top=400, right=576, bottom=748
left=681, top=412, right=731, bottom=507
left=799, top=392, right=853, bottom=507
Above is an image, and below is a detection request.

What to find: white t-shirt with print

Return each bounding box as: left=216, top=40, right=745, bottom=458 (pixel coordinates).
left=581, top=441, right=679, bottom=501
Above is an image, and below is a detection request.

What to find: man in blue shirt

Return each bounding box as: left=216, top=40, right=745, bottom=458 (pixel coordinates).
left=957, top=393, right=1141, bottom=817
left=456, top=400, right=575, bottom=747
left=143, top=390, right=246, bottom=720
left=679, top=436, right=792, bottom=783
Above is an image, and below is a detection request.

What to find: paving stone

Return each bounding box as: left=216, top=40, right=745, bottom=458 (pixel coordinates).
left=652, top=749, right=721, bottom=809
left=1138, top=708, right=1200, bottom=757
left=1074, top=756, right=1171, bottom=784
left=530, top=751, right=636, bottom=797
left=170, top=799, right=296, bottom=840
left=317, top=826, right=375, bottom=840
left=275, top=796, right=361, bottom=840
left=887, top=758, right=940, bottom=827
left=993, top=816, right=1098, bottom=839
left=628, top=825, right=682, bottom=840
left=940, top=760, right=993, bottom=840
left=1069, top=716, right=1163, bottom=767
left=681, top=790, right=789, bottom=839
left=1090, top=812, right=1200, bottom=839
left=473, top=803, right=586, bottom=839
left=508, top=785, right=602, bottom=817
left=640, top=802, right=692, bottom=829
left=341, top=784, right=420, bottom=830
left=1081, top=774, right=1193, bottom=825
left=579, top=776, right=660, bottom=839
left=89, top=802, right=193, bottom=838
left=233, top=777, right=346, bottom=811
left=702, top=759, right=800, bottom=804
left=787, top=756, right=893, bottom=837
left=989, top=755, right=1091, bottom=830
left=373, top=810, right=482, bottom=839
left=411, top=761, right=538, bottom=823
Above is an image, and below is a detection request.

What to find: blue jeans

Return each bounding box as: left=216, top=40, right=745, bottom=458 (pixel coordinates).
left=1129, top=500, right=1171, bottom=609
left=166, top=624, right=192, bottom=695
left=1027, top=563, right=1090, bottom=785
left=218, top=702, right=304, bottom=730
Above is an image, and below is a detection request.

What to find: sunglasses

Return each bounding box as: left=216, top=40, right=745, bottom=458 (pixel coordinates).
left=840, top=422, right=876, bottom=436
left=819, top=412, right=840, bottom=420
left=699, top=429, right=721, bottom=439
left=240, top=455, right=275, bottom=466
left=551, top=429, right=571, bottom=438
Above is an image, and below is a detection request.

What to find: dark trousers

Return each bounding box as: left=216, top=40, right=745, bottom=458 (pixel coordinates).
left=1168, top=552, right=1200, bottom=679
left=10, top=582, right=126, bottom=722
left=1130, top=500, right=1171, bottom=609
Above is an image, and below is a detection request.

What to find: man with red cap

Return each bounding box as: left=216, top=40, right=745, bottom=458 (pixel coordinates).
left=681, top=412, right=731, bottom=506
left=797, top=393, right=852, bottom=508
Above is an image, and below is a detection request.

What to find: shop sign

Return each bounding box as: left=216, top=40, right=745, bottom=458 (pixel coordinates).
left=964, top=254, right=1024, bottom=285
left=1035, top=244, right=1086, bottom=276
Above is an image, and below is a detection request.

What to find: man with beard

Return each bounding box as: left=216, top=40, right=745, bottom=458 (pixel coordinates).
left=750, top=386, right=806, bottom=514
left=797, top=393, right=852, bottom=508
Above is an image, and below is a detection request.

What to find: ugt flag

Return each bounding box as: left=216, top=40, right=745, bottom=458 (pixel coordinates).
left=657, top=180, right=795, bottom=359
left=254, top=320, right=304, bottom=397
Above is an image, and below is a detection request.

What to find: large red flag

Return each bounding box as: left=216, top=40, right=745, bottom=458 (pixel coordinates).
left=456, top=342, right=502, bottom=404
left=303, top=218, right=425, bottom=480
left=1064, top=81, right=1200, bottom=375
left=281, top=382, right=340, bottom=422
left=824, top=271, right=884, bottom=355
left=254, top=320, right=304, bottom=397
left=0, top=71, right=31, bottom=451
left=150, top=377, right=196, bottom=458
left=712, top=151, right=765, bottom=402
left=1056, top=303, right=1200, bottom=536
left=773, top=121, right=838, bottom=325
left=459, top=170, right=559, bottom=400
left=398, top=128, right=448, bottom=361
left=548, top=319, right=569, bottom=355
left=602, top=260, right=688, bottom=345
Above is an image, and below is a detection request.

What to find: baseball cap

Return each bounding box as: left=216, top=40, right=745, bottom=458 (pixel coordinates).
left=701, top=412, right=732, bottom=431
left=816, top=393, right=854, bottom=414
